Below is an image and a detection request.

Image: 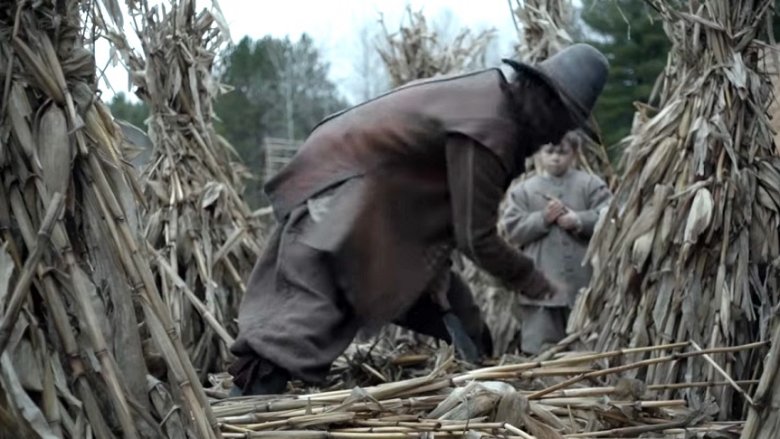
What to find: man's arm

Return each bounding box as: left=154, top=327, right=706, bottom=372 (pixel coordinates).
left=446, top=135, right=552, bottom=298
left=500, top=184, right=551, bottom=248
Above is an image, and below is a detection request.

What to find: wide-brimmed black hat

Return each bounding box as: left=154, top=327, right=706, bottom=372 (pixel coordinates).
left=502, top=43, right=609, bottom=142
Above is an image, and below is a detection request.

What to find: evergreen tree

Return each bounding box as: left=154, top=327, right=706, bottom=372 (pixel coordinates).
left=108, top=92, right=148, bottom=128
left=578, top=0, right=671, bottom=151
left=214, top=34, right=347, bottom=206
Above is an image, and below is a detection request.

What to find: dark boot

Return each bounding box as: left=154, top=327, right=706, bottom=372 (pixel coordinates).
left=242, top=367, right=290, bottom=396
left=228, top=355, right=291, bottom=397
left=442, top=312, right=480, bottom=364
left=480, top=322, right=494, bottom=358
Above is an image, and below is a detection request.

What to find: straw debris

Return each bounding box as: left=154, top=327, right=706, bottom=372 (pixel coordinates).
left=212, top=342, right=763, bottom=437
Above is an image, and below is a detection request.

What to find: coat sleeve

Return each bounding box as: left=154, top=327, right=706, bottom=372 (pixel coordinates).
left=573, top=175, right=612, bottom=238
left=500, top=183, right=550, bottom=248
left=446, top=135, right=552, bottom=297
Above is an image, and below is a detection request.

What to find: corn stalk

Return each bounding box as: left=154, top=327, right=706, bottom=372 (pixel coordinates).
left=572, top=0, right=779, bottom=422
left=103, top=0, right=268, bottom=379
left=742, top=45, right=780, bottom=439
left=0, top=0, right=219, bottom=437
left=377, top=5, right=496, bottom=88
left=213, top=342, right=766, bottom=436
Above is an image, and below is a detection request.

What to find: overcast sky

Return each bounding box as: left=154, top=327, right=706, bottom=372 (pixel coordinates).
left=98, top=0, right=522, bottom=103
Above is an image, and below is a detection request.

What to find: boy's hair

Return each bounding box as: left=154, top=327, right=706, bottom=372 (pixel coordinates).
left=539, top=130, right=582, bottom=156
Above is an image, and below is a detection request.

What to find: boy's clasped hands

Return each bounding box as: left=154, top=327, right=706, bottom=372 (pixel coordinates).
left=543, top=198, right=579, bottom=231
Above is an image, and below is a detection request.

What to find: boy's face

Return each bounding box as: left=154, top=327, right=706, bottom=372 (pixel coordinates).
left=540, top=136, right=577, bottom=177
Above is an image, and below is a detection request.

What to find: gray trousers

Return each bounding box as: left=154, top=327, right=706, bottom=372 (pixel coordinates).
left=231, top=205, right=490, bottom=384
left=517, top=305, right=570, bottom=355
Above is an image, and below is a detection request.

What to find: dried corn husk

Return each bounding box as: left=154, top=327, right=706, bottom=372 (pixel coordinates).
left=573, top=0, right=780, bottom=423
left=0, top=0, right=219, bottom=437
left=741, top=37, right=780, bottom=439
left=376, top=5, right=497, bottom=88
left=102, top=0, right=268, bottom=378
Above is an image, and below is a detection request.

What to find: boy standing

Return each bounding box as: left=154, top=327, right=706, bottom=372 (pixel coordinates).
left=500, top=131, right=612, bottom=355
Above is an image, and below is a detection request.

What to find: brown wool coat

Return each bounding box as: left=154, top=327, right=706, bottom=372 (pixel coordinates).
left=261, top=68, right=549, bottom=325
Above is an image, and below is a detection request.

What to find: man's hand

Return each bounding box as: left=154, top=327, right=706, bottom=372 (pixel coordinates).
left=556, top=211, right=581, bottom=231
left=518, top=269, right=556, bottom=300
left=543, top=200, right=567, bottom=224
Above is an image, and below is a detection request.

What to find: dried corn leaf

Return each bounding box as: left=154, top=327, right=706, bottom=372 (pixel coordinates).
left=37, top=105, right=73, bottom=197
left=104, top=0, right=268, bottom=378
left=1, top=354, right=58, bottom=439
left=0, top=245, right=12, bottom=306
left=0, top=1, right=220, bottom=437
left=8, top=83, right=38, bottom=161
